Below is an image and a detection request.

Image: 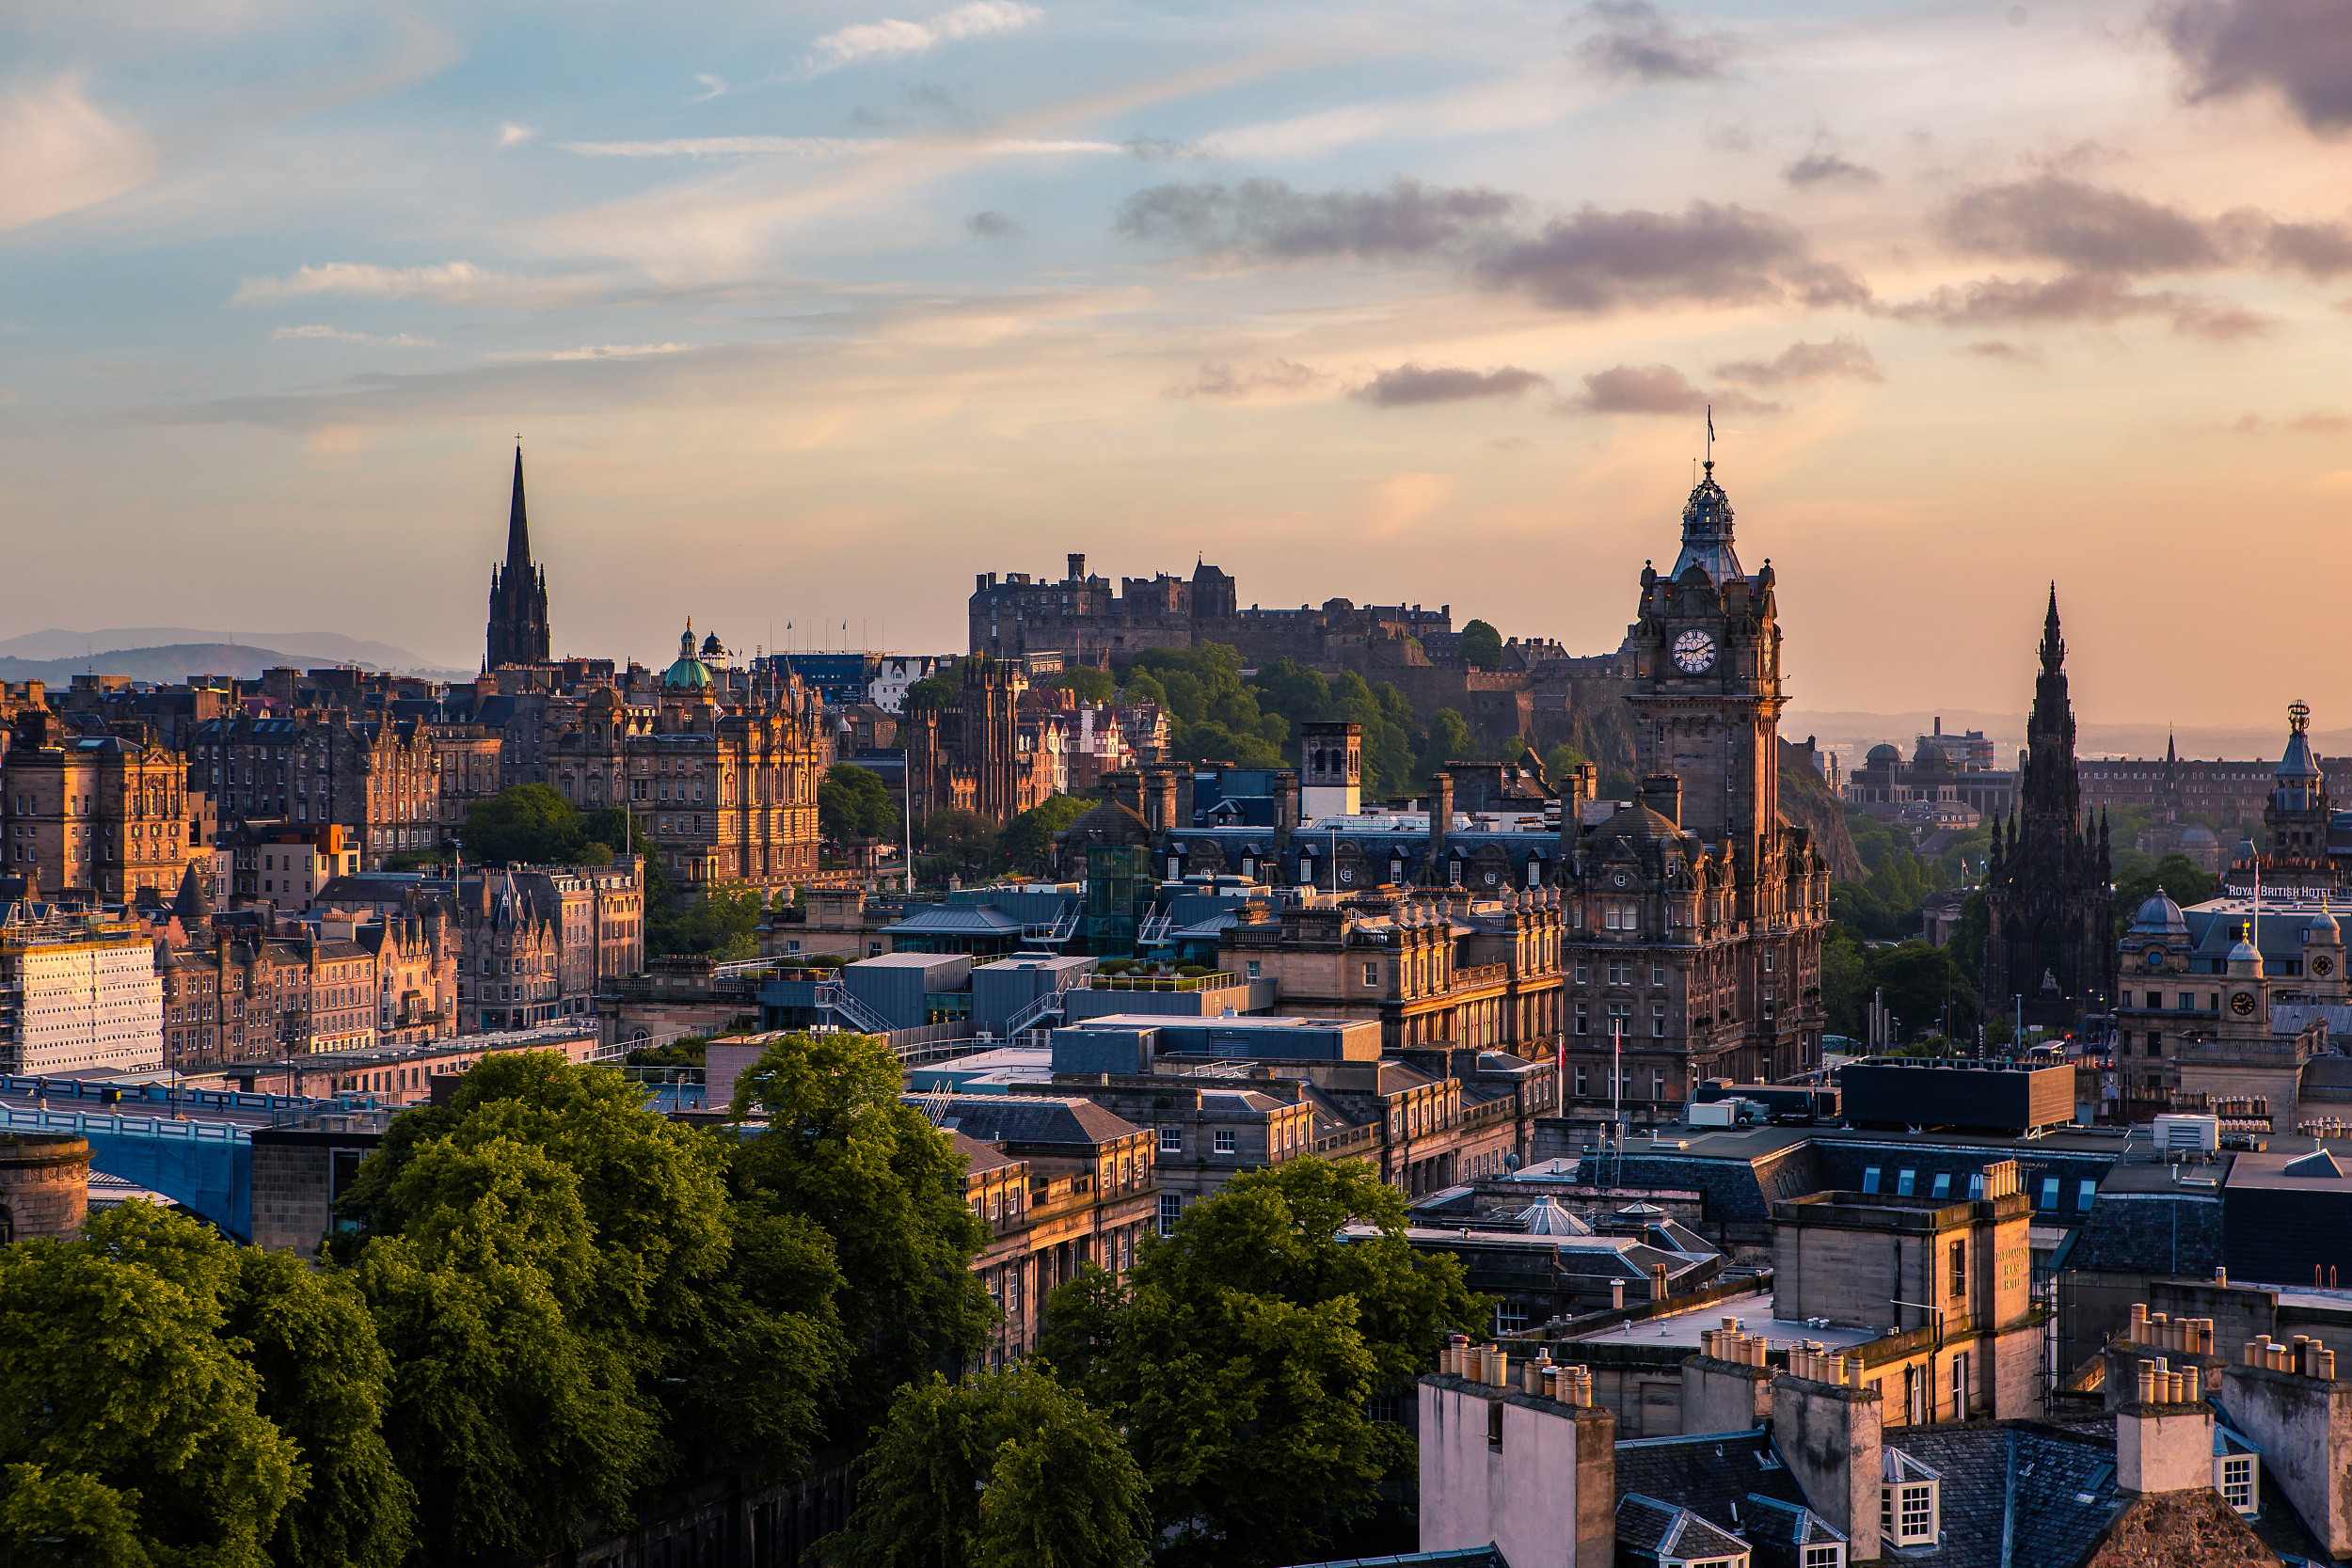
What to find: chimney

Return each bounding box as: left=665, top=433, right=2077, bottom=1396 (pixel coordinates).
left=1068, top=553, right=1086, bottom=581
left=1429, top=771, right=1453, bottom=879
left=1641, top=774, right=1682, bottom=826
left=1147, top=769, right=1180, bottom=833
left=2221, top=1340, right=2352, bottom=1555
left=1107, top=770, right=1144, bottom=822
left=1611, top=1279, right=1626, bottom=1311
left=1272, top=772, right=1298, bottom=850
left=1649, top=1262, right=1671, bottom=1303
left=1772, top=1370, right=1883, bottom=1562
left=2117, top=1358, right=2217, bottom=1496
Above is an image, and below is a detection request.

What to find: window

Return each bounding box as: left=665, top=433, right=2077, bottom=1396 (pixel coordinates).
left=2179, top=991, right=2194, bottom=1011
left=1949, top=1352, right=1969, bottom=1417
left=2219, top=1454, right=2256, bottom=1513
left=2148, top=1031, right=2163, bottom=1055
left=1574, top=961, right=1589, bottom=983
left=1968, top=1172, right=1987, bottom=1199
left=1949, top=1241, right=1966, bottom=1299
left=2038, top=1177, right=2059, bottom=1211
left=1157, top=1193, right=1181, bottom=1234
left=1574, top=1068, right=1588, bottom=1097
left=1158, top=1126, right=1182, bottom=1153
left=2147, top=990, right=2162, bottom=1008
left=1804, top=1546, right=1845, bottom=1568
left=1652, top=1003, right=1667, bottom=1038
left=1575, top=1002, right=1589, bottom=1036
left=1862, top=1166, right=1882, bottom=1195
left=1930, top=1172, right=1951, bottom=1199
left=1652, top=963, right=1667, bottom=987
left=1896, top=1168, right=1916, bottom=1196
left=2076, top=1179, right=2098, bottom=1211
left=1652, top=1069, right=1666, bottom=1101
left=1363, top=962, right=1379, bottom=987
left=1215, top=1129, right=1236, bottom=1154
left=1494, top=1301, right=1529, bottom=1334
left=1247, top=960, right=1261, bottom=979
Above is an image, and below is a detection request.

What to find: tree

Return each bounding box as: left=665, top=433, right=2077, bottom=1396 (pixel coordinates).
left=729, top=1032, right=994, bottom=1436
left=1458, top=619, right=1503, bottom=671
left=580, top=806, right=672, bottom=907
left=1544, top=742, right=1589, bottom=784
left=0, top=1209, right=304, bottom=1567
left=1048, top=667, right=1117, bottom=705
left=903, top=673, right=959, bottom=711
left=916, top=808, right=999, bottom=879
left=1000, top=795, right=1091, bottom=874
left=1119, top=669, right=1168, bottom=708
left=820, top=763, right=899, bottom=844
left=822, top=1366, right=1150, bottom=1568
left=1422, top=709, right=1475, bottom=778
left=2115, top=853, right=2220, bottom=936
left=462, top=784, right=582, bottom=864
left=1041, top=1159, right=1482, bottom=1565
left=652, top=882, right=763, bottom=960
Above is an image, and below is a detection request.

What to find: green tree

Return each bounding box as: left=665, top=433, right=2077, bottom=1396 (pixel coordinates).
left=1544, top=742, right=1589, bottom=784
left=462, top=784, right=582, bottom=864
left=1119, top=669, right=1168, bottom=709
left=0, top=1210, right=304, bottom=1568
left=916, top=808, right=1000, bottom=879
left=822, top=1366, right=1150, bottom=1568
left=1041, top=1159, right=1482, bottom=1565
left=820, top=763, right=899, bottom=843
left=1247, top=658, right=1331, bottom=728
left=1422, top=709, right=1475, bottom=778
left=652, top=882, right=763, bottom=960
left=1458, top=619, right=1503, bottom=671
left=903, top=663, right=961, bottom=712
left=1048, top=667, right=1118, bottom=705
left=580, top=806, right=673, bottom=908
left=2115, top=853, right=2220, bottom=936
left=1001, top=796, right=1091, bottom=874
left=729, top=1032, right=994, bottom=1436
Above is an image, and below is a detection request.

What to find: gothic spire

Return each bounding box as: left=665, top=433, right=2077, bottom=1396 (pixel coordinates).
left=2039, top=582, right=2064, bottom=673
left=506, top=446, right=531, bottom=570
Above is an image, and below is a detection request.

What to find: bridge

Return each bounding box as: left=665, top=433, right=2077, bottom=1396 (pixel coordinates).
left=0, top=1071, right=702, bottom=1243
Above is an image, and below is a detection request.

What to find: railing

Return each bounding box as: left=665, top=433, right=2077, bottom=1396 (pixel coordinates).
left=1450, top=962, right=1511, bottom=990
left=1087, top=971, right=1238, bottom=992
left=815, top=981, right=897, bottom=1036
left=1001, top=989, right=1070, bottom=1036
left=0, top=1106, right=253, bottom=1143
left=0, top=1075, right=321, bottom=1115
left=710, top=958, right=780, bottom=979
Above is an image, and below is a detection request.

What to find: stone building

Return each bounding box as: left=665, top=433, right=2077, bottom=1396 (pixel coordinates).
left=0, top=1133, right=91, bottom=1243
left=190, top=710, right=440, bottom=869
left=1983, top=591, right=2116, bottom=1028
left=1558, top=462, right=1831, bottom=1095
left=485, top=448, right=551, bottom=670
left=545, top=631, right=830, bottom=896
left=904, top=656, right=1057, bottom=824
left=1, top=712, right=207, bottom=900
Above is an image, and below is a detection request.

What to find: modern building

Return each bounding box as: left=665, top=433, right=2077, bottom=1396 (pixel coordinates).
left=0, top=909, right=163, bottom=1075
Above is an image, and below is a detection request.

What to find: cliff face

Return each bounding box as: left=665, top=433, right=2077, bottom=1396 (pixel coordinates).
left=1779, top=739, right=1865, bottom=879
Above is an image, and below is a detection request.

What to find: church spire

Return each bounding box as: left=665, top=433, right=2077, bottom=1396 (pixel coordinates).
left=506, top=446, right=531, bottom=570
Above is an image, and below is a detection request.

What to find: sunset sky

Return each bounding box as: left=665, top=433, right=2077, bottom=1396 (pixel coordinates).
left=4, top=0, right=2347, bottom=729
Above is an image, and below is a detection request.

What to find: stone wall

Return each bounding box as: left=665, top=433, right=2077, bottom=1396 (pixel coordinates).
left=0, top=1133, right=89, bottom=1241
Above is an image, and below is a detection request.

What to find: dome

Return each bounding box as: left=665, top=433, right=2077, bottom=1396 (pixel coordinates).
left=1603, top=802, right=1688, bottom=842
left=2128, top=892, right=2188, bottom=937
left=2180, top=825, right=2218, bottom=847
left=2308, top=908, right=2341, bottom=941
left=1912, top=741, right=1948, bottom=769
left=1867, top=743, right=1902, bottom=765
left=700, top=631, right=724, bottom=659
left=661, top=621, right=715, bottom=690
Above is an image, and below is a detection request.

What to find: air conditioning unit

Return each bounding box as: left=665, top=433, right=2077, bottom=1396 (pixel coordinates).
left=2153, top=1113, right=2220, bottom=1154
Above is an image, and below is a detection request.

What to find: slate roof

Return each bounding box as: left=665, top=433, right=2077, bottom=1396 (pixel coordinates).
left=949, top=1130, right=1022, bottom=1176
left=1873, top=1423, right=2122, bottom=1568
left=926, top=1094, right=1146, bottom=1150
left=1279, top=1549, right=1509, bottom=1568
left=1617, top=1493, right=1750, bottom=1562
left=1613, top=1428, right=1810, bottom=1532
left=882, top=905, right=1026, bottom=936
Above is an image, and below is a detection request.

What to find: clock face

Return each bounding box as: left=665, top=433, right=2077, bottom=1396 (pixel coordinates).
left=2231, top=990, right=2257, bottom=1017
left=1672, top=629, right=1717, bottom=673
left=2316, top=955, right=2335, bottom=977
left=2144, top=945, right=2167, bottom=971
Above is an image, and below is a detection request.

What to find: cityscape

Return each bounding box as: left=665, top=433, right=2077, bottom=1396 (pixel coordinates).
left=6, top=3, right=2352, bottom=1568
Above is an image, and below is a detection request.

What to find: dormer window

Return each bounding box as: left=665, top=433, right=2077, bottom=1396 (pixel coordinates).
left=1880, top=1449, right=1940, bottom=1546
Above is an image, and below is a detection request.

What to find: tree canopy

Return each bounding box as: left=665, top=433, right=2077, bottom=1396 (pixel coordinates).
left=2115, top=853, right=2220, bottom=935
left=1458, top=620, right=1503, bottom=671
left=1000, top=795, right=1092, bottom=874
left=463, top=784, right=582, bottom=864
left=1041, top=1159, right=1482, bottom=1566
left=821, top=1366, right=1150, bottom=1568
left=1047, top=667, right=1117, bottom=705
left=820, top=763, right=899, bottom=843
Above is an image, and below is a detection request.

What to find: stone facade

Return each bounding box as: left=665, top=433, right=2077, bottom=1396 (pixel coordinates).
left=190, top=710, right=441, bottom=869
left=0, top=1133, right=90, bottom=1242
left=1, top=713, right=205, bottom=899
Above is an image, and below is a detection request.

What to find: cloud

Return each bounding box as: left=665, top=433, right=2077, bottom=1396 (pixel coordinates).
left=1783, top=153, right=1880, bottom=187
left=1123, top=136, right=1199, bottom=161
left=498, top=122, right=535, bottom=147
left=967, top=210, right=1022, bottom=239
left=1938, top=176, right=2226, bottom=273
left=1713, top=337, right=1881, bottom=385
left=1351, top=364, right=1549, bottom=406
left=1475, top=201, right=1867, bottom=312
left=554, top=134, right=1117, bottom=160
left=1165, top=360, right=1327, bottom=399
left=2161, top=0, right=2352, bottom=135
left=1565, top=363, right=1775, bottom=415
left=1938, top=175, right=2352, bottom=278
left=546, top=343, right=699, bottom=361
left=0, top=76, right=157, bottom=234
left=1963, top=340, right=2044, bottom=364
left=269, top=325, right=438, bottom=347
left=230, top=261, right=612, bottom=307
left=1885, top=272, right=2271, bottom=338
left=1118, top=178, right=1516, bottom=261
left=806, top=1, right=1041, bottom=74
left=2226, top=408, right=2352, bottom=432
left=1576, top=1, right=1739, bottom=82
left=691, top=75, right=727, bottom=103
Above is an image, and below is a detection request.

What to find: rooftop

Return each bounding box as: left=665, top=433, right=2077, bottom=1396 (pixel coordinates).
left=1564, top=1288, right=1883, bottom=1351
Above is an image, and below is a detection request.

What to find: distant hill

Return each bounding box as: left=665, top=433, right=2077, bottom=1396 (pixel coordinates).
left=0, top=644, right=326, bottom=686
left=0, top=626, right=430, bottom=670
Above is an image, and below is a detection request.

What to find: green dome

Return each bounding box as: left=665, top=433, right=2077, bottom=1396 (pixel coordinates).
left=662, top=621, right=714, bottom=689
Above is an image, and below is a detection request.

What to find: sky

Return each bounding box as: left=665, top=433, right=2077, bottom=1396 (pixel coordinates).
left=3, top=0, right=2349, bottom=730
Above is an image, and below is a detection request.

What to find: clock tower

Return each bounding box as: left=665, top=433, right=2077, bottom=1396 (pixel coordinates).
left=1621, top=459, right=1787, bottom=920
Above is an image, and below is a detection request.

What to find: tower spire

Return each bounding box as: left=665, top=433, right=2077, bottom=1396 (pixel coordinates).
left=2039, top=582, right=2064, bottom=673
left=506, top=446, right=531, bottom=570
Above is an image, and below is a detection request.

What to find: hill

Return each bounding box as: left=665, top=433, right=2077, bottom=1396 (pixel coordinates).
left=0, top=644, right=327, bottom=687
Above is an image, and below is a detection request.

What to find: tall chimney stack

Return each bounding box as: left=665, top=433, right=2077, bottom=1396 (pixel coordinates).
left=1429, top=771, right=1453, bottom=881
